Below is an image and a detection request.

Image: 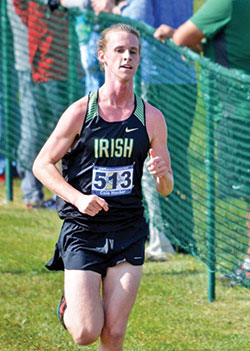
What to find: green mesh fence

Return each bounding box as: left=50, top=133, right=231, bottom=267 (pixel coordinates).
left=1, top=1, right=250, bottom=294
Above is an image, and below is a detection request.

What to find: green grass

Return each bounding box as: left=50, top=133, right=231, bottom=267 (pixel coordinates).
left=0, top=180, right=250, bottom=351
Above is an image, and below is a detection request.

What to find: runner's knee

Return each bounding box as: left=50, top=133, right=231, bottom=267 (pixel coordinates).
left=101, top=324, right=126, bottom=346
left=71, top=326, right=100, bottom=346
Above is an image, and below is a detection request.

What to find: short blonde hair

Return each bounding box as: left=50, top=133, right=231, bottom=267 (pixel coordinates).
left=97, top=23, right=141, bottom=70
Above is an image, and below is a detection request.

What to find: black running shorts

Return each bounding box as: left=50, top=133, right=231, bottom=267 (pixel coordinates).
left=46, top=217, right=148, bottom=277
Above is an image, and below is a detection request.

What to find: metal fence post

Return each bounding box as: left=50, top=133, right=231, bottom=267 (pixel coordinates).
left=205, top=70, right=216, bottom=302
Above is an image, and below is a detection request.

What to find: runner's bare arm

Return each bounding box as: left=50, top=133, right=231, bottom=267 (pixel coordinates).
left=145, top=102, right=174, bottom=196
left=32, top=97, right=109, bottom=216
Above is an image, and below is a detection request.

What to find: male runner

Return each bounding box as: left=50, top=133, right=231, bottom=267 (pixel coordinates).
left=33, top=23, right=173, bottom=350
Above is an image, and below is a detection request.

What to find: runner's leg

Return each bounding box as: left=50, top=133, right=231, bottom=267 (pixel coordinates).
left=99, top=262, right=143, bottom=351
left=63, top=269, right=104, bottom=345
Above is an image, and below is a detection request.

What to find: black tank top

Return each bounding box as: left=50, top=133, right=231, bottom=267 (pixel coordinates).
left=57, top=90, right=150, bottom=231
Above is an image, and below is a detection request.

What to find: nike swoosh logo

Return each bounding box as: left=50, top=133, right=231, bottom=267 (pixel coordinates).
left=125, top=127, right=139, bottom=133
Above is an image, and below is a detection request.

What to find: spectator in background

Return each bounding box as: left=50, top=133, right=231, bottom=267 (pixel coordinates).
left=13, top=0, right=69, bottom=209
left=68, top=0, right=105, bottom=94
left=145, top=0, right=197, bottom=259
left=7, top=0, right=43, bottom=203
left=56, top=0, right=112, bottom=95
left=58, top=0, right=126, bottom=96
left=154, top=0, right=250, bottom=277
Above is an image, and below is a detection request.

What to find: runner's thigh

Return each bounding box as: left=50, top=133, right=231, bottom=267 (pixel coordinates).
left=64, top=269, right=104, bottom=334
left=102, top=262, right=143, bottom=331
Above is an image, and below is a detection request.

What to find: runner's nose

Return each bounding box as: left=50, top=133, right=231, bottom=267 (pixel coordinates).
left=123, top=50, right=132, bottom=61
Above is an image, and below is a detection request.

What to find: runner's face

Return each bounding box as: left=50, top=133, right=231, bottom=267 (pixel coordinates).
left=100, top=31, right=140, bottom=80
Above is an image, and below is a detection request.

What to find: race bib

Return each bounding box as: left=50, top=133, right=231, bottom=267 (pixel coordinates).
left=91, top=165, right=134, bottom=197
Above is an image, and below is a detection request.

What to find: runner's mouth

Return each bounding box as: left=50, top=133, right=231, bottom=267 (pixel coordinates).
left=120, top=65, right=133, bottom=69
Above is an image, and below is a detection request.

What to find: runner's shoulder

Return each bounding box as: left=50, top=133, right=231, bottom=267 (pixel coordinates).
left=144, top=100, right=166, bottom=125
